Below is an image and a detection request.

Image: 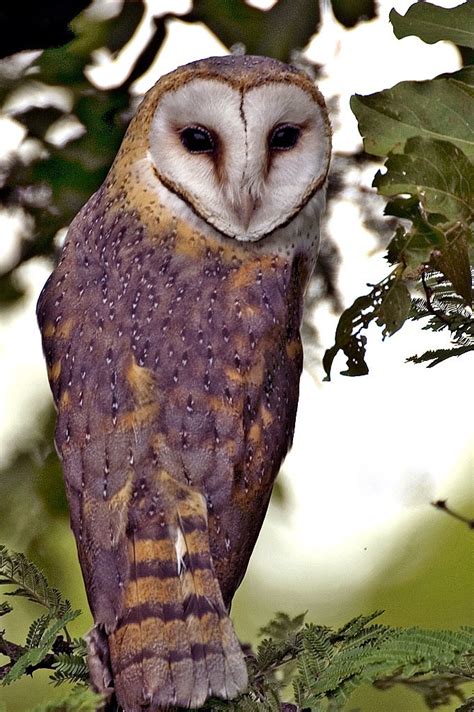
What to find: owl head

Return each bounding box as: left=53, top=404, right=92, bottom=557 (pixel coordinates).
left=111, top=55, right=331, bottom=243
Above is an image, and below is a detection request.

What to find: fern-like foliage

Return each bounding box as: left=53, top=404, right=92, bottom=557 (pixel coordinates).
left=50, top=639, right=89, bottom=687
left=407, top=270, right=474, bottom=367
left=0, top=601, right=12, bottom=617
left=2, top=547, right=473, bottom=711
left=0, top=545, right=80, bottom=688
left=230, top=612, right=473, bottom=712
left=0, top=545, right=72, bottom=617
left=30, top=684, right=104, bottom=712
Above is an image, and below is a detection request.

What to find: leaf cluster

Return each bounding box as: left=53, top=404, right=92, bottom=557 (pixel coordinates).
left=1, top=548, right=473, bottom=711
left=324, top=3, right=474, bottom=378
left=210, top=611, right=474, bottom=712
left=0, top=546, right=86, bottom=691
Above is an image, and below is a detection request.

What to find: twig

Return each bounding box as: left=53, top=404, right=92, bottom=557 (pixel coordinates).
left=431, top=500, right=474, bottom=530
left=0, top=634, right=73, bottom=680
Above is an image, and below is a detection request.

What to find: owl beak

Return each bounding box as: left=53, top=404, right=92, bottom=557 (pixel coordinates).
left=237, top=190, right=257, bottom=232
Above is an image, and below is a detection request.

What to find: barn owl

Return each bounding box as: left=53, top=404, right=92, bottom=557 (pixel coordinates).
left=37, top=55, right=331, bottom=711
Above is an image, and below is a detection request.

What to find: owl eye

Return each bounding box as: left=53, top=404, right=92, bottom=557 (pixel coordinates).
left=180, top=126, right=215, bottom=154
left=269, top=124, right=301, bottom=151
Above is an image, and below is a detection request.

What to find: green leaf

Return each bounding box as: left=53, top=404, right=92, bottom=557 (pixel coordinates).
left=430, top=224, right=473, bottom=305
left=50, top=652, right=89, bottom=686
left=374, top=138, right=474, bottom=224
left=0, top=601, right=12, bottom=616
left=259, top=611, right=307, bottom=641
left=0, top=546, right=73, bottom=617
left=30, top=685, right=104, bottom=712
left=323, top=272, right=411, bottom=379
left=351, top=78, right=474, bottom=160
left=26, top=614, right=51, bottom=649
left=407, top=270, right=474, bottom=365
left=390, top=2, right=474, bottom=49
left=330, top=0, right=376, bottom=28
left=438, top=65, right=474, bottom=85
left=456, top=696, right=474, bottom=712
left=2, top=608, right=79, bottom=685
left=375, top=277, right=412, bottom=335
left=186, top=0, right=321, bottom=61
left=385, top=209, right=445, bottom=268
left=407, top=343, right=474, bottom=367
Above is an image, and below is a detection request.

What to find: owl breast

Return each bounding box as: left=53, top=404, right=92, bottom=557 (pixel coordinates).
left=40, top=183, right=312, bottom=606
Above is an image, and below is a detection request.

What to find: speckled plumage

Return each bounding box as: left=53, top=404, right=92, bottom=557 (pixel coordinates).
left=37, top=55, right=331, bottom=711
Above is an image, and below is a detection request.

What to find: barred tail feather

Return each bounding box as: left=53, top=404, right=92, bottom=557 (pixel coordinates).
left=107, top=476, right=247, bottom=711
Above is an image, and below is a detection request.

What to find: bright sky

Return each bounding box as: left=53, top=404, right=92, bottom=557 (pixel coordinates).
left=0, top=0, right=471, bottom=606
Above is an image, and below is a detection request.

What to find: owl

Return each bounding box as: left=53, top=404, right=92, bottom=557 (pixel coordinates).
left=37, top=55, right=331, bottom=711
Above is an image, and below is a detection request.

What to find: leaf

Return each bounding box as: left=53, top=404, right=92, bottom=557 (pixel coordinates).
left=323, top=272, right=411, bottom=379
left=385, top=210, right=446, bottom=268
left=2, top=608, right=79, bottom=685
left=259, top=611, right=307, bottom=641
left=50, top=653, right=89, bottom=686
left=330, top=0, right=376, bottom=29
left=0, top=601, right=12, bottom=617
left=186, top=0, right=321, bottom=61
left=350, top=78, right=474, bottom=160
left=30, top=685, right=104, bottom=712
left=375, top=278, right=412, bottom=336
left=430, top=224, right=473, bottom=305
left=440, top=66, right=474, bottom=85
left=26, top=614, right=51, bottom=649
left=407, top=343, right=474, bottom=367
left=407, top=270, right=474, bottom=365
left=0, top=546, right=73, bottom=617
left=390, top=2, right=474, bottom=49
left=374, top=138, right=474, bottom=224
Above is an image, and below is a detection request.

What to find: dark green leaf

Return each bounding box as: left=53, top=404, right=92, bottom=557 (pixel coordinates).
left=374, top=138, right=474, bottom=223
left=407, top=343, right=474, bottom=367
left=186, top=0, right=320, bottom=61
left=430, top=224, right=473, bottom=306
left=330, top=0, right=376, bottom=28
left=2, top=609, right=79, bottom=685
left=323, top=273, right=411, bottom=379
left=0, top=273, right=26, bottom=307
left=375, top=277, right=412, bottom=335
left=103, top=1, right=146, bottom=54
left=0, top=601, right=12, bottom=616
left=26, top=614, right=51, bottom=649
left=385, top=213, right=445, bottom=268
left=351, top=78, right=474, bottom=159
left=0, top=546, right=73, bottom=617
left=30, top=685, right=104, bottom=712
left=437, top=65, right=474, bottom=85
left=390, top=2, right=474, bottom=49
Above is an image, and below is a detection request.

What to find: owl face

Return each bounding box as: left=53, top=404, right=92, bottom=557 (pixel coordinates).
left=145, top=57, right=331, bottom=242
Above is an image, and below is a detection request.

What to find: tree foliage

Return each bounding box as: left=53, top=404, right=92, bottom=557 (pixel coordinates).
left=324, top=2, right=474, bottom=378
left=1, top=548, right=473, bottom=711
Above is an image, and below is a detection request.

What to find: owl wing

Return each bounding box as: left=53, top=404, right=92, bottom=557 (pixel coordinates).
left=37, top=213, right=247, bottom=709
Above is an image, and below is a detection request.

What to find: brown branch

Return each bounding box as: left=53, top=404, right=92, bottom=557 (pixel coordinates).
left=0, top=634, right=73, bottom=680
left=432, top=500, right=474, bottom=530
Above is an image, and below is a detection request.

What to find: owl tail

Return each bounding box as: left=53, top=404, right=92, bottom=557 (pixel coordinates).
left=105, top=472, right=248, bottom=712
